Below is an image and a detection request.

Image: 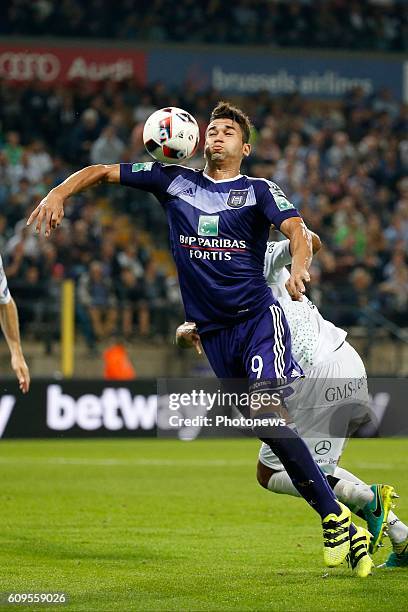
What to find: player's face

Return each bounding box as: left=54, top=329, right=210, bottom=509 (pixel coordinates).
left=204, top=119, right=251, bottom=164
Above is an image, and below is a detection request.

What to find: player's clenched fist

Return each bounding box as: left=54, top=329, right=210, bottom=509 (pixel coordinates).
left=285, top=268, right=310, bottom=301
left=176, top=322, right=202, bottom=355
left=27, top=190, right=65, bottom=237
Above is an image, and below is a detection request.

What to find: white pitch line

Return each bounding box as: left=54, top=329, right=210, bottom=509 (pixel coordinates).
left=352, top=462, right=396, bottom=470
left=0, top=457, right=254, bottom=467
left=0, top=458, right=403, bottom=469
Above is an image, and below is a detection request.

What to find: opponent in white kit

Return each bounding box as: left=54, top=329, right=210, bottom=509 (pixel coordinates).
left=257, top=237, right=368, bottom=476
left=177, top=236, right=408, bottom=567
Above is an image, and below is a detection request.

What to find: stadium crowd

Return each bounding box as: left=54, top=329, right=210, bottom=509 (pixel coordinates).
left=0, top=77, right=407, bottom=350
left=2, top=0, right=407, bottom=51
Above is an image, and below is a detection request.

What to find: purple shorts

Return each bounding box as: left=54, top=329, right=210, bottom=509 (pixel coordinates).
left=200, top=304, right=302, bottom=383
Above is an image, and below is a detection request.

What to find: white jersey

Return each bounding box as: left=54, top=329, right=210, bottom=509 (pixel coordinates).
left=264, top=240, right=346, bottom=372
left=0, top=255, right=11, bottom=305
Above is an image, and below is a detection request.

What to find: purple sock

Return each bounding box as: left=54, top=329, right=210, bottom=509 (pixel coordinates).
left=257, top=426, right=340, bottom=519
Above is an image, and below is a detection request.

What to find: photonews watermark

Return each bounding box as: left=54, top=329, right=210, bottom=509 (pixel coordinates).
left=167, top=413, right=286, bottom=429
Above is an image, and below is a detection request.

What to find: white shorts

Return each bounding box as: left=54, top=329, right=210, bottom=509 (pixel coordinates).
left=258, top=341, right=369, bottom=475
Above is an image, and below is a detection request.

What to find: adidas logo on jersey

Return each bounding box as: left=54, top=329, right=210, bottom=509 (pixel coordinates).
left=180, top=187, right=195, bottom=197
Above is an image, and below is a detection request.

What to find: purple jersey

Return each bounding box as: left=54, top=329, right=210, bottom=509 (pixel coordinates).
left=120, top=162, right=300, bottom=333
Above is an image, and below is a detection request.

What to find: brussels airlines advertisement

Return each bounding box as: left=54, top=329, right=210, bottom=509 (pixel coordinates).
left=148, top=48, right=405, bottom=101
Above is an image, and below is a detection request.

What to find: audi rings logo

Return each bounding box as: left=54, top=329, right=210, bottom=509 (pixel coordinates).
left=0, top=52, right=60, bottom=81
left=314, top=440, right=332, bottom=455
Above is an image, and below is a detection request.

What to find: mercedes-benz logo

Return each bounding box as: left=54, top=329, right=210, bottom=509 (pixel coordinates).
left=315, top=440, right=332, bottom=455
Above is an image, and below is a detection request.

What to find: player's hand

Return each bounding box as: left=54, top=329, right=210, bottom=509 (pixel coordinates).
left=11, top=353, right=30, bottom=394
left=176, top=322, right=202, bottom=355
left=286, top=268, right=310, bottom=301
left=26, top=190, right=65, bottom=237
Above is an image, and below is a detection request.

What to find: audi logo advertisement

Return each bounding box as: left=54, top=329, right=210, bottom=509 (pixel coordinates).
left=0, top=52, right=60, bottom=81
left=0, top=44, right=146, bottom=83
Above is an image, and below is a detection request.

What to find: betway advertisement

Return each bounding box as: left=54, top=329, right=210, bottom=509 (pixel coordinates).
left=0, top=379, right=407, bottom=439
left=0, top=44, right=146, bottom=83
left=0, top=380, right=157, bottom=438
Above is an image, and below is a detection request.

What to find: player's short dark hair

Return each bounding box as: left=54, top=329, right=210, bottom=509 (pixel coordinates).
left=210, top=101, right=251, bottom=144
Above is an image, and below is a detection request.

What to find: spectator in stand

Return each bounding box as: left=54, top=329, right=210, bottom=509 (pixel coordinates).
left=116, top=243, right=145, bottom=281
left=27, top=139, right=53, bottom=183
left=9, top=265, right=48, bottom=334
left=90, top=125, right=125, bottom=165
left=0, top=215, right=9, bottom=254
left=77, top=261, right=118, bottom=342
left=141, top=260, right=171, bottom=340
left=3, top=131, right=23, bottom=166
left=338, top=267, right=379, bottom=327
left=327, top=132, right=356, bottom=168
left=69, top=108, right=103, bottom=165
left=117, top=267, right=150, bottom=339
left=379, top=261, right=408, bottom=327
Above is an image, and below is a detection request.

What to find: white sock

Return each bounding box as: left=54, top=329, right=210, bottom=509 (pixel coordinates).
left=267, top=470, right=301, bottom=497
left=335, top=467, right=408, bottom=546
left=334, top=466, right=366, bottom=485
left=332, top=479, right=374, bottom=510
left=387, top=510, right=408, bottom=545
left=267, top=466, right=372, bottom=507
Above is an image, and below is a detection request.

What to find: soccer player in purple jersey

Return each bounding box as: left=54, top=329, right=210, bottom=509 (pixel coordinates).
left=27, top=101, right=371, bottom=574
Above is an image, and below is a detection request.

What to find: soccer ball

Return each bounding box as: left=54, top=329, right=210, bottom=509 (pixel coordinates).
left=143, top=107, right=199, bottom=164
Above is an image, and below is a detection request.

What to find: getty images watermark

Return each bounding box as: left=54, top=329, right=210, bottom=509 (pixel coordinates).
left=157, top=379, right=291, bottom=437
left=168, top=388, right=281, bottom=409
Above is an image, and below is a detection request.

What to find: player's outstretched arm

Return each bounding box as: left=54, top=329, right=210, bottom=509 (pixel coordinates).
left=280, top=217, right=313, bottom=301
left=27, top=164, right=120, bottom=237
left=0, top=299, right=30, bottom=393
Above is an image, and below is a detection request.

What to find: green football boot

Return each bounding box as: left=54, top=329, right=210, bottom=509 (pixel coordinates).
left=362, top=484, right=398, bottom=554
left=378, top=538, right=408, bottom=568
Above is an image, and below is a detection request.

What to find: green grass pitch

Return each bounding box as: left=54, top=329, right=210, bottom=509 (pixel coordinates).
left=0, top=438, right=407, bottom=611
